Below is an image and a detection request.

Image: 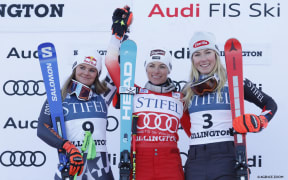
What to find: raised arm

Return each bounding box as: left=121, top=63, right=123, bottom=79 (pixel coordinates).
left=105, top=6, right=133, bottom=90
left=105, top=36, right=121, bottom=89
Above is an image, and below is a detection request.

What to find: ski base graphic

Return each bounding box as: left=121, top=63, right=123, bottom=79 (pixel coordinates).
left=118, top=40, right=137, bottom=180
left=38, top=42, right=70, bottom=180
left=225, top=38, right=250, bottom=180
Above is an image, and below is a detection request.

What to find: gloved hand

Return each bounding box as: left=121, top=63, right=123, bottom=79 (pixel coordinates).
left=62, top=141, right=84, bottom=176
left=233, top=114, right=268, bottom=133
left=111, top=5, right=133, bottom=40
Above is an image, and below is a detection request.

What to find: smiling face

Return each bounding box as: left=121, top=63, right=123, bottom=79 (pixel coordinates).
left=75, top=63, right=98, bottom=86
left=192, top=49, right=217, bottom=75
left=146, top=61, right=169, bottom=85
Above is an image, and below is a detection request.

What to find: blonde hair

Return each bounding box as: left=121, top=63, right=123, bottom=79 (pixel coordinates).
left=182, top=52, right=226, bottom=110
left=61, top=69, right=108, bottom=100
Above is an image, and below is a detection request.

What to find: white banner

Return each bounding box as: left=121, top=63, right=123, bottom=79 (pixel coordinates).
left=0, top=0, right=287, bottom=179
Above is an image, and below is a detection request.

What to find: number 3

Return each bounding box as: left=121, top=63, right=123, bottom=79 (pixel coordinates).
left=202, top=113, right=213, bottom=129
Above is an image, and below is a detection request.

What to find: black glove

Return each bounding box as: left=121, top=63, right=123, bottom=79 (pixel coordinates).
left=112, top=6, right=133, bottom=40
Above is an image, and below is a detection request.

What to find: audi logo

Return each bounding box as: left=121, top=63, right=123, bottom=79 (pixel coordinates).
left=107, top=116, right=119, bottom=132
left=137, top=112, right=179, bottom=133
left=173, top=80, right=187, bottom=92
left=3, top=80, right=46, bottom=96
left=0, top=151, right=46, bottom=167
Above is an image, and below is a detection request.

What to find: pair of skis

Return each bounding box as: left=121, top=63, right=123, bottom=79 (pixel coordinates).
left=225, top=39, right=250, bottom=180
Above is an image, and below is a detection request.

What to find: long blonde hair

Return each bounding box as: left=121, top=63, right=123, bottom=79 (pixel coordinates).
left=182, top=52, right=226, bottom=110
left=61, top=69, right=108, bottom=100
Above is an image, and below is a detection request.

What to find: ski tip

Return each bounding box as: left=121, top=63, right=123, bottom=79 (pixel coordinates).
left=38, top=42, right=57, bottom=60
left=120, top=40, right=137, bottom=56
left=226, top=38, right=239, bottom=42
left=224, top=38, right=242, bottom=51
left=122, top=39, right=137, bottom=47
left=38, top=42, right=55, bottom=50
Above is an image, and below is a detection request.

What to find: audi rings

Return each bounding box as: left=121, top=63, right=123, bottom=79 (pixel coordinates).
left=137, top=112, right=179, bottom=133
left=0, top=151, right=46, bottom=167
left=3, top=80, right=46, bottom=96
left=173, top=80, right=187, bottom=92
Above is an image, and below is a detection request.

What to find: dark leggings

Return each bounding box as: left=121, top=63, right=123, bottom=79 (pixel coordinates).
left=184, top=141, right=237, bottom=180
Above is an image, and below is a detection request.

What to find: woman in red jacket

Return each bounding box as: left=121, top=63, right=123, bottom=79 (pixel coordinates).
left=105, top=7, right=185, bottom=180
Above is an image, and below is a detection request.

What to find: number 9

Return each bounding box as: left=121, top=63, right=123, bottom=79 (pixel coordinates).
left=82, top=121, right=94, bottom=133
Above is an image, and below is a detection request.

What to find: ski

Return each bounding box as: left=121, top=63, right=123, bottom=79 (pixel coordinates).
left=38, top=42, right=70, bottom=180
left=225, top=38, right=250, bottom=180
left=118, top=40, right=137, bottom=180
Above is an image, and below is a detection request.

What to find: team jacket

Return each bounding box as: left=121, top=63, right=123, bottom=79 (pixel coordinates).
left=37, top=76, right=117, bottom=152
left=181, top=79, right=278, bottom=146
left=105, top=36, right=184, bottom=148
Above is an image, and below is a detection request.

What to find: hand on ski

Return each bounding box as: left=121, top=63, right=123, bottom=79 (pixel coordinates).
left=112, top=5, right=133, bottom=40
left=62, top=141, right=84, bottom=176
left=233, top=114, right=268, bottom=133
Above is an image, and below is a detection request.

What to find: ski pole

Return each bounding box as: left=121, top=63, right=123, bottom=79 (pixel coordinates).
left=131, top=115, right=138, bottom=180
